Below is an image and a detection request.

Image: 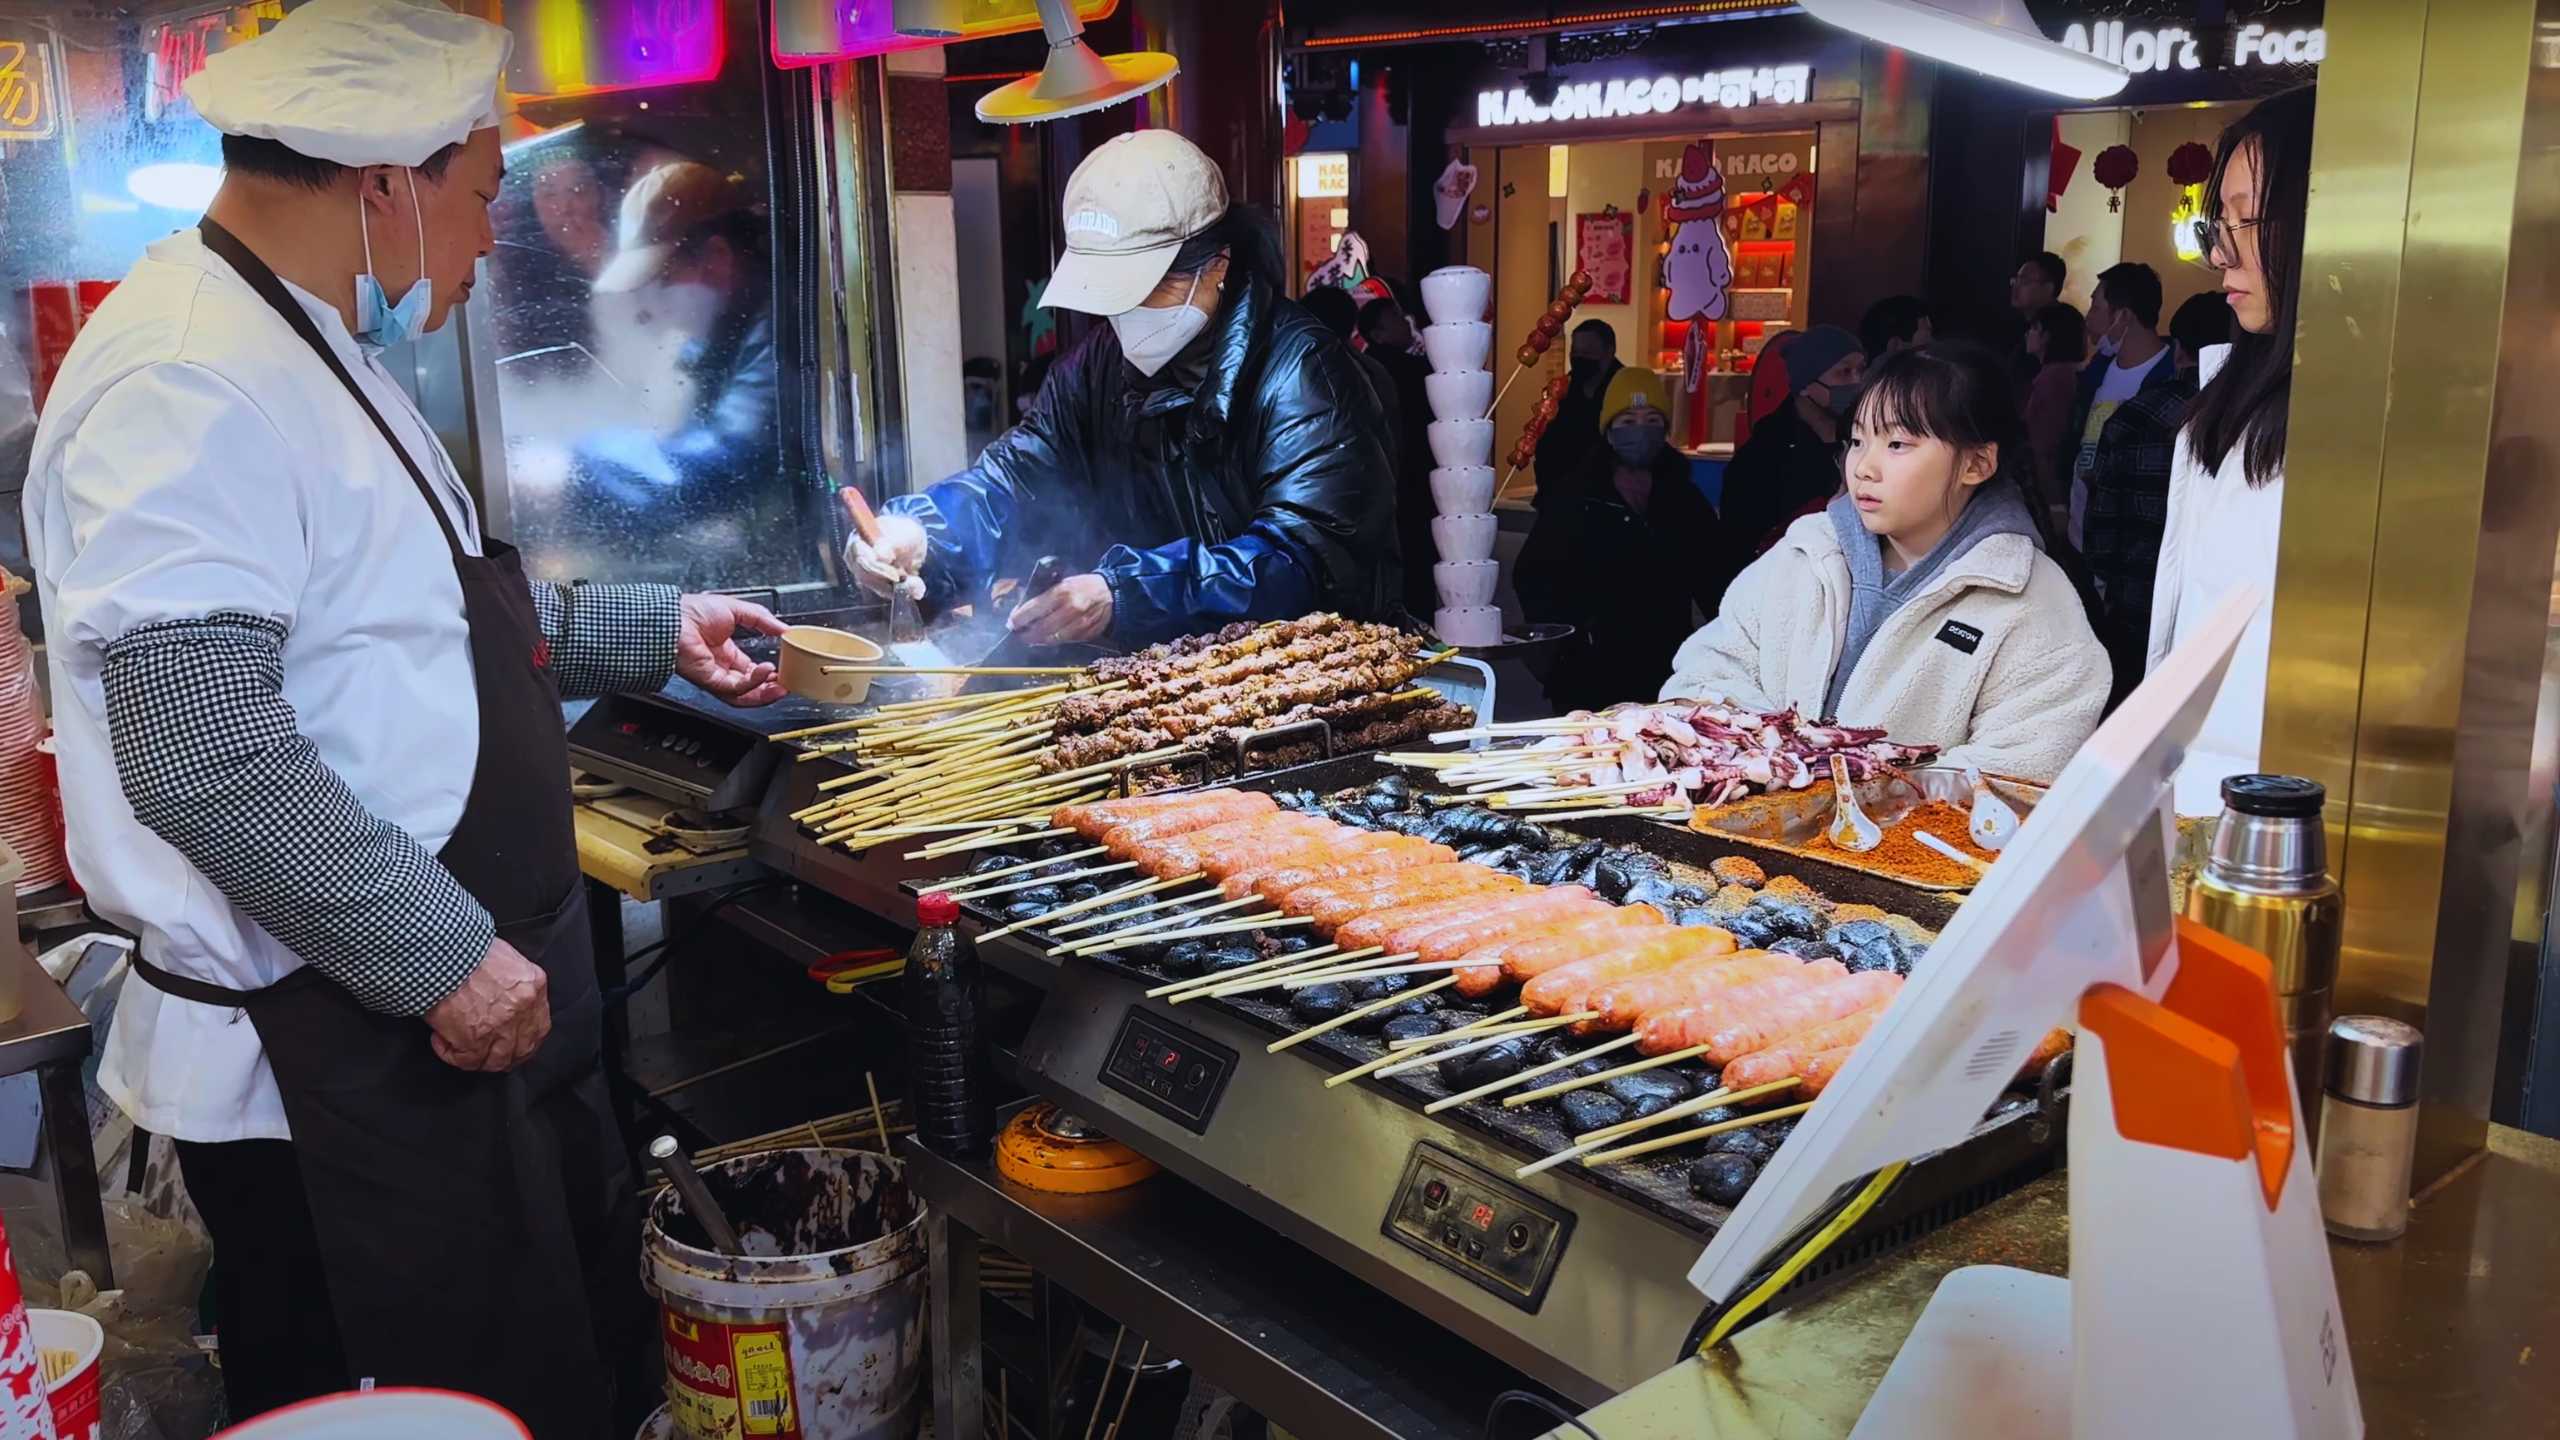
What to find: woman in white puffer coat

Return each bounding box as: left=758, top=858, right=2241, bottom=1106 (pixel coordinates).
left=1662, top=341, right=2110, bottom=783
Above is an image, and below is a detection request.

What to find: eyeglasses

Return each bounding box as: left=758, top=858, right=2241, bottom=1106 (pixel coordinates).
left=2188, top=215, right=2264, bottom=266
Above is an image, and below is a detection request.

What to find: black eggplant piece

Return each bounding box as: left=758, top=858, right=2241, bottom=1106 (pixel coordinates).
left=1899, top=943, right=1927, bottom=977
left=1001, top=899, right=1052, bottom=923
left=1350, top=990, right=1447, bottom=1032
left=1559, top=840, right=1612, bottom=888
left=1616, top=876, right=1691, bottom=910
left=1672, top=906, right=1726, bottom=930
left=1471, top=844, right=1527, bottom=874
left=1439, top=1036, right=1536, bottom=1090
left=1010, top=885, right=1064, bottom=910
left=1199, top=942, right=1265, bottom=975
left=1367, top=773, right=1414, bottom=807
left=1426, top=806, right=1519, bottom=850
left=1558, top=1090, right=1632, bottom=1133
left=1722, top=914, right=1780, bottom=949
left=966, top=852, right=1024, bottom=875
left=1825, top=919, right=1908, bottom=974
left=1591, top=854, right=1644, bottom=902
left=1706, top=1129, right=1777, bottom=1164
left=1158, top=940, right=1213, bottom=978
left=1063, top=883, right=1102, bottom=902
left=1768, top=935, right=1843, bottom=962
left=1688, top=1153, right=1760, bottom=1206
left=1032, top=837, right=1086, bottom=858
left=1347, top=972, right=1416, bottom=1002
left=1289, top=983, right=1354, bottom=1023
left=1743, top=895, right=1825, bottom=940
left=1605, top=1069, right=1697, bottom=1118
left=1272, top=787, right=1318, bottom=811
left=1375, top=809, right=1439, bottom=837
left=1380, top=1013, right=1452, bottom=1045
left=1269, top=930, right=1323, bottom=954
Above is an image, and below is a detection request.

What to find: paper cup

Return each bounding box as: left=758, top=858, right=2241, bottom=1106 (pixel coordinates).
left=1421, top=322, right=1492, bottom=375
left=1423, top=368, right=1493, bottom=422
left=1420, top=266, right=1493, bottom=326
left=1430, top=511, right=1499, bottom=562
left=1433, top=606, right=1506, bottom=647
left=779, top=626, right=884, bottom=705
left=1433, top=559, right=1501, bottom=608
left=1429, top=466, right=1497, bottom=515
left=32, top=1309, right=98, bottom=1440
left=1427, top=419, right=1495, bottom=470
left=211, top=1389, right=531, bottom=1438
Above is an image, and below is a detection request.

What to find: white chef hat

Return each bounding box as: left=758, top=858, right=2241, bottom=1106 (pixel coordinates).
left=185, top=0, right=513, bottom=170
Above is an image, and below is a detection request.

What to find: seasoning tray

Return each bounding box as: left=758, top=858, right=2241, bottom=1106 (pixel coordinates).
left=1677, top=766, right=2048, bottom=892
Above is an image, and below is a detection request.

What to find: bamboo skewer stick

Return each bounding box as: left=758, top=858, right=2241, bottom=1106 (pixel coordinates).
left=1100, top=1340, right=1151, bottom=1440
left=927, top=845, right=1107, bottom=894
left=1504, top=1043, right=1707, bottom=1107
left=1201, top=949, right=1413, bottom=998
left=1528, top=803, right=1689, bottom=822
left=1425, top=1034, right=1641, bottom=1115
left=1160, top=945, right=1386, bottom=1002
left=865, top=1072, right=895, bottom=1154
left=939, top=860, right=1135, bottom=904
left=1385, top=1007, right=1541, bottom=1048
left=907, top=824, right=1064, bottom=859
left=980, top=872, right=1199, bottom=942
left=1277, top=954, right=1493, bottom=987
left=1372, top=1012, right=1594, bottom=1079
left=824, top=664, right=1085, bottom=676
left=1080, top=1328, right=1127, bottom=1440
left=1578, top=1102, right=1814, bottom=1168
left=1321, top=1005, right=1531, bottom=1089
left=1079, top=913, right=1309, bottom=953
left=1054, top=893, right=1254, bottom=953
left=1268, top=976, right=1460, bottom=1054
left=1047, top=889, right=1224, bottom=940
left=1147, top=944, right=1343, bottom=999
left=1578, top=1078, right=1800, bottom=1146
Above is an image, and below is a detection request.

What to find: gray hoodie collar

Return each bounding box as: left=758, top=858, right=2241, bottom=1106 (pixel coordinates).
left=1821, top=482, right=2044, bottom=719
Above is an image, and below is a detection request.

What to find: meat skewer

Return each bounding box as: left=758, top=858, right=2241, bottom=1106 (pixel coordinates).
left=1719, top=998, right=1898, bottom=1093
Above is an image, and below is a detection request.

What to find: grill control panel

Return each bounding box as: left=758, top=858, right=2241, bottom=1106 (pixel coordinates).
left=1100, top=1008, right=1236, bottom=1133
left=1383, top=1143, right=1573, bottom=1310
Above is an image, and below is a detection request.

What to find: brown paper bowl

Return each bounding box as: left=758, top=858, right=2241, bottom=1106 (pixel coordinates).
left=780, top=626, right=885, bottom=704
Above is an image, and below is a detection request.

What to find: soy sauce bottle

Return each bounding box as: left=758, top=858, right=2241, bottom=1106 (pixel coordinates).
left=905, top=893, right=990, bottom=1157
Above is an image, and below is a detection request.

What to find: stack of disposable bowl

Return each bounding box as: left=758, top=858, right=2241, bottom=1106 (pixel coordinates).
left=1417, top=266, right=1503, bottom=647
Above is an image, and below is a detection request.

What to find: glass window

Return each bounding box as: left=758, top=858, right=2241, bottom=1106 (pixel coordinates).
left=482, top=1, right=822, bottom=592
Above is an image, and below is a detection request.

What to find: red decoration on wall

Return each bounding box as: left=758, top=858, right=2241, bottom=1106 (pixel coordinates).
left=2047, top=118, right=2082, bottom=213
left=2092, top=144, right=2139, bottom=212
left=2167, top=141, right=2215, bottom=188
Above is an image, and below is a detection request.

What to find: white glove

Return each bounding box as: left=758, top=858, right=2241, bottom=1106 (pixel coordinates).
left=847, top=512, right=929, bottom=600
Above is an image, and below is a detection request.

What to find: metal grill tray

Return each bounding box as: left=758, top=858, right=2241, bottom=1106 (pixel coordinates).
left=928, top=752, right=2053, bottom=1243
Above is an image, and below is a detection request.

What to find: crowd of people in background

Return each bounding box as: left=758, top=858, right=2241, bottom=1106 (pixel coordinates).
left=1279, top=83, right=2310, bottom=787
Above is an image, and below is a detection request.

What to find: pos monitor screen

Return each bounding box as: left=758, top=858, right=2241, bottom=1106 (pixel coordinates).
left=1690, top=589, right=2261, bottom=1302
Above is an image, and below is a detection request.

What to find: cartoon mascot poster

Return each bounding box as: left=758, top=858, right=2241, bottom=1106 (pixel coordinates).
left=1660, top=140, right=1734, bottom=391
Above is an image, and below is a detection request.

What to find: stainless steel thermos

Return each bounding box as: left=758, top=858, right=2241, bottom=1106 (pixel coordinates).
left=2183, top=775, right=2343, bottom=1143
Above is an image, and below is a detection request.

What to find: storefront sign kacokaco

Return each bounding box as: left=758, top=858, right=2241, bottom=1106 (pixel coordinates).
left=1475, top=64, right=1812, bottom=129
left=2056, top=19, right=2326, bottom=74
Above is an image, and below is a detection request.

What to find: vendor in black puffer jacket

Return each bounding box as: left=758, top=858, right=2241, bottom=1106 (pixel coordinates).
left=847, top=131, right=1399, bottom=647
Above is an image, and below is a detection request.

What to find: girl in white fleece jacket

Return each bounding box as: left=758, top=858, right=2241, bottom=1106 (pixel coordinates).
left=1662, top=342, right=2110, bottom=782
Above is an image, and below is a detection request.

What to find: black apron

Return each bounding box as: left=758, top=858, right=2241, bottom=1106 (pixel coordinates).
left=127, top=220, right=632, bottom=1439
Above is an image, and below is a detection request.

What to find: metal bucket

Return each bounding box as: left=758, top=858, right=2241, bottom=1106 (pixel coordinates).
left=644, top=1147, right=927, bottom=1440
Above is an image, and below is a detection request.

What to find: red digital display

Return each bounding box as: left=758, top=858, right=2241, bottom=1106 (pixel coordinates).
left=1159, top=1049, right=1179, bottom=1070
left=1468, top=1202, right=1496, bottom=1231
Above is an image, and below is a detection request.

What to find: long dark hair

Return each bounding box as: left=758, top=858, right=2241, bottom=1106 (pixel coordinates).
left=1172, top=203, right=1286, bottom=292
left=2187, top=85, right=2315, bottom=489
left=2030, top=302, right=2086, bottom=366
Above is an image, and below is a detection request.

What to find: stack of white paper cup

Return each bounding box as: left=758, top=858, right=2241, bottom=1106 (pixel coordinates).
left=1417, top=266, right=1503, bottom=647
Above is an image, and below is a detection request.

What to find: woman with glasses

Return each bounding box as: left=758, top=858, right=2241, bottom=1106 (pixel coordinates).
left=2147, top=85, right=2317, bottom=817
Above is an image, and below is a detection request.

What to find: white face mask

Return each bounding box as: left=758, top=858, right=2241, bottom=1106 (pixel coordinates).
left=1111, top=269, right=1209, bottom=376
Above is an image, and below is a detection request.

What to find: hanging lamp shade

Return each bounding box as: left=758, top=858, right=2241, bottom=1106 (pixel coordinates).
left=974, top=0, right=1178, bottom=124
left=1800, top=0, right=2130, bottom=100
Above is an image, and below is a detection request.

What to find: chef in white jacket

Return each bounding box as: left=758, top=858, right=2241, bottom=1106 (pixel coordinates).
left=22, top=2, right=784, bottom=1432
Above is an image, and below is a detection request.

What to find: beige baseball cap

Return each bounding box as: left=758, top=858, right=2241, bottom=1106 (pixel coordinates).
left=594, top=162, right=751, bottom=294
left=1041, top=129, right=1229, bottom=316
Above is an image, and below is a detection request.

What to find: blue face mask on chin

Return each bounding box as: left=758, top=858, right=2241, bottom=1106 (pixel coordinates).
left=354, top=169, right=432, bottom=351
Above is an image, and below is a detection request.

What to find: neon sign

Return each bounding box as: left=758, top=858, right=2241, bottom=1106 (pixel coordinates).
left=0, top=36, right=54, bottom=141
left=505, top=0, right=727, bottom=98
left=2057, top=20, right=2325, bottom=73
left=1476, top=65, right=1812, bottom=128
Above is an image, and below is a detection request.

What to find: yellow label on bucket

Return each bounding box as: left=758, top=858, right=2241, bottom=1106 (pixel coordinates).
left=732, top=1330, right=797, bottom=1435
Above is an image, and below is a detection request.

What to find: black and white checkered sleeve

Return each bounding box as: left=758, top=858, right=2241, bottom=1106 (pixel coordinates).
left=527, top=580, right=680, bottom=700
left=100, top=614, right=494, bottom=1016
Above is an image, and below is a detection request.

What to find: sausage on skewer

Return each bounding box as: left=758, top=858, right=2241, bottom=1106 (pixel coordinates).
left=1578, top=950, right=1803, bottom=1035
left=1634, top=960, right=1849, bottom=1056
left=1453, top=907, right=1667, bottom=997
left=1521, top=927, right=1738, bottom=1016
left=1700, top=971, right=1902, bottom=1065
left=1719, top=998, right=1898, bottom=1094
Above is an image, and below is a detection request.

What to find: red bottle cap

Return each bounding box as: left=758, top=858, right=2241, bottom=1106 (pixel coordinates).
left=917, top=892, right=960, bottom=927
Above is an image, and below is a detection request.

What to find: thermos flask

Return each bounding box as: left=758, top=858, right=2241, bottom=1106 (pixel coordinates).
left=2183, top=775, right=2343, bottom=1143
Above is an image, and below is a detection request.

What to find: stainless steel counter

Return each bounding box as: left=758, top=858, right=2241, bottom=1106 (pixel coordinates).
left=1556, top=1125, right=2560, bottom=1436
